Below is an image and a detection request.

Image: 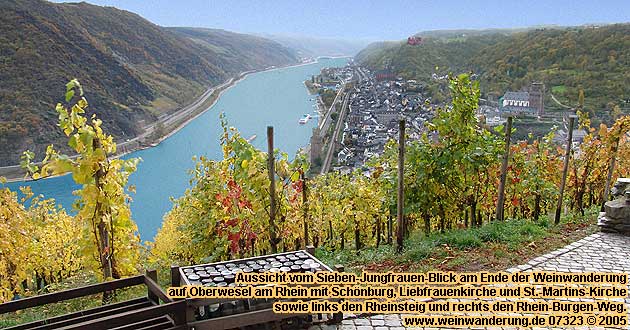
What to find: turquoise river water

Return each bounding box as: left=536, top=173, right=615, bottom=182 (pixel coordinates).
left=5, top=57, right=349, bottom=241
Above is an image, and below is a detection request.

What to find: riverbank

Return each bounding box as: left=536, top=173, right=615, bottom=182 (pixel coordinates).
left=1, top=59, right=325, bottom=183
left=150, top=57, right=333, bottom=147
left=3, top=57, right=351, bottom=240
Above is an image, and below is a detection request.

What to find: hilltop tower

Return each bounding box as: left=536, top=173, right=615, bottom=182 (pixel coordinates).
left=530, top=82, right=545, bottom=116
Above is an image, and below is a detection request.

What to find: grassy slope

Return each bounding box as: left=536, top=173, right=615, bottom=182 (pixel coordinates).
left=317, top=207, right=599, bottom=274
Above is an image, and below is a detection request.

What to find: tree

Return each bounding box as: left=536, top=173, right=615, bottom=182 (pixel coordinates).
left=504, top=132, right=560, bottom=221
left=0, top=187, right=31, bottom=302
left=22, top=80, right=141, bottom=281
left=566, top=113, right=630, bottom=214
left=0, top=185, right=81, bottom=303
left=376, top=74, right=502, bottom=234
left=151, top=116, right=308, bottom=266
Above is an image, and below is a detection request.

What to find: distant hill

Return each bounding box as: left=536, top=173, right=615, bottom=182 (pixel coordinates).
left=264, top=34, right=371, bottom=57
left=411, top=26, right=561, bottom=39
left=356, top=34, right=508, bottom=77
left=0, top=0, right=298, bottom=166
left=356, top=24, right=629, bottom=113
left=354, top=41, right=401, bottom=63
left=167, top=27, right=297, bottom=73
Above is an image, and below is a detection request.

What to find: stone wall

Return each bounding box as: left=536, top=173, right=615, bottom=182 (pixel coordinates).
left=598, top=178, right=630, bottom=235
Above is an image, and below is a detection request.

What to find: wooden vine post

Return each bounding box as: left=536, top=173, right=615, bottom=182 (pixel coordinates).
left=267, top=126, right=278, bottom=253
left=396, top=119, right=405, bottom=253
left=601, top=124, right=624, bottom=211
left=387, top=215, right=392, bottom=245
left=495, top=116, right=513, bottom=221
left=301, top=171, right=309, bottom=247
left=555, top=116, right=575, bottom=224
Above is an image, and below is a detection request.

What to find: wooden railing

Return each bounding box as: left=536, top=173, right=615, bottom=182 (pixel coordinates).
left=1, top=249, right=345, bottom=329
left=0, top=270, right=185, bottom=330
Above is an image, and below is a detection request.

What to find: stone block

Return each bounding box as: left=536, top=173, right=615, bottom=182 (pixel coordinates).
left=604, top=199, right=630, bottom=219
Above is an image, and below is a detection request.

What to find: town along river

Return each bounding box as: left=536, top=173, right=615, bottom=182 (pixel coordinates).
left=5, top=57, right=349, bottom=241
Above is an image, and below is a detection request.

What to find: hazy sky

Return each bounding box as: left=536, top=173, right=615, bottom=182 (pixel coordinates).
left=52, top=0, right=629, bottom=40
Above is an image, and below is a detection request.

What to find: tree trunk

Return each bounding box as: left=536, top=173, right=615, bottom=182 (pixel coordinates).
left=477, top=210, right=482, bottom=227
left=328, top=219, right=333, bottom=243
left=354, top=215, right=361, bottom=250
left=376, top=216, right=381, bottom=247
left=470, top=201, right=477, bottom=228
left=577, top=190, right=585, bottom=216
left=340, top=231, right=345, bottom=250
left=464, top=208, right=468, bottom=228
left=533, top=194, right=541, bottom=222
left=439, top=203, right=446, bottom=233
left=387, top=215, right=392, bottom=244
left=98, top=221, right=113, bottom=303
left=98, top=222, right=113, bottom=280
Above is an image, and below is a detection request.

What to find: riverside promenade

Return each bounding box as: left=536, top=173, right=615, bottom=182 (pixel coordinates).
left=308, top=232, right=630, bottom=330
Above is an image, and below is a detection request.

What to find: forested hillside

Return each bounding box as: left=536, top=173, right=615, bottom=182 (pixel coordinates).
left=357, top=24, right=629, bottom=112
left=0, top=0, right=298, bottom=166
left=168, top=27, right=297, bottom=73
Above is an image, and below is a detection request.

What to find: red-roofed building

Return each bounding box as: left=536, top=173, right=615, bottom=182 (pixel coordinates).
left=407, top=36, right=422, bottom=45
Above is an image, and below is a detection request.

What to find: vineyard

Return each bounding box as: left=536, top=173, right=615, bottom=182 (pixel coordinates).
left=1, top=75, right=629, bottom=304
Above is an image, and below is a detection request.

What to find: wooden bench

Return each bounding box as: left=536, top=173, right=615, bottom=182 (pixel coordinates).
left=0, top=270, right=186, bottom=330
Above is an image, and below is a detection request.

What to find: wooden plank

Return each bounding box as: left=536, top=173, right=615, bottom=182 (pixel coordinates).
left=188, top=309, right=302, bottom=330
left=145, top=270, right=160, bottom=304
left=163, top=326, right=187, bottom=330
left=171, top=265, right=181, bottom=287
left=18, top=299, right=153, bottom=330
left=135, top=321, right=177, bottom=330
left=4, top=297, right=149, bottom=330
left=108, top=316, right=172, bottom=330
left=55, top=300, right=187, bottom=330
left=0, top=275, right=145, bottom=314
left=144, top=273, right=172, bottom=304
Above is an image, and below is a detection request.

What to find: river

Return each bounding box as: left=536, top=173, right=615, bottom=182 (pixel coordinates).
left=5, top=57, right=349, bottom=241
